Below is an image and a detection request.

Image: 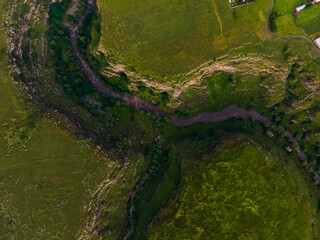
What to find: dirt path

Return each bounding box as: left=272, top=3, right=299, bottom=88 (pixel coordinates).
left=211, top=0, right=223, bottom=33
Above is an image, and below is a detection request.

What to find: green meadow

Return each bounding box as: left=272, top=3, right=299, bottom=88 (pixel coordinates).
left=98, top=0, right=269, bottom=76
left=149, top=137, right=320, bottom=240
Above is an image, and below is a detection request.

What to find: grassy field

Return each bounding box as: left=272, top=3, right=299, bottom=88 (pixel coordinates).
left=149, top=137, right=320, bottom=239
left=98, top=0, right=269, bottom=76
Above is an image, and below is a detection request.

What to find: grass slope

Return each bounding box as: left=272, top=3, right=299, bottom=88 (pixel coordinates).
left=149, top=137, right=319, bottom=240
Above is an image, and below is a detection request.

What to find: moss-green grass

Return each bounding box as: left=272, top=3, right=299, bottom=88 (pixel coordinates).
left=98, top=0, right=270, bottom=76
left=149, top=138, right=319, bottom=240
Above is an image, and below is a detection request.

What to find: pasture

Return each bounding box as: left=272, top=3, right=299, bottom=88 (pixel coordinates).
left=98, top=0, right=269, bottom=76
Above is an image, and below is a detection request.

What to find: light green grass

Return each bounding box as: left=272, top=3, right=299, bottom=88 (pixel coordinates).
left=98, top=0, right=269, bottom=76
left=149, top=138, right=319, bottom=240
left=275, top=15, right=302, bottom=35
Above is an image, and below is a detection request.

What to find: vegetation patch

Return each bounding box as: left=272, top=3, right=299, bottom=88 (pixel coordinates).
left=149, top=137, right=319, bottom=239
